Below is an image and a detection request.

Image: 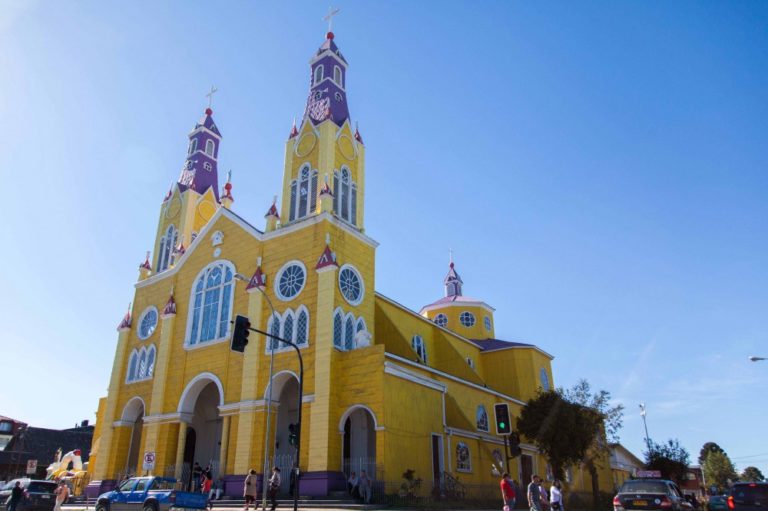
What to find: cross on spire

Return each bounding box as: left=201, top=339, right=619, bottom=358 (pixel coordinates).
left=205, top=85, right=218, bottom=109
left=323, top=6, right=340, bottom=33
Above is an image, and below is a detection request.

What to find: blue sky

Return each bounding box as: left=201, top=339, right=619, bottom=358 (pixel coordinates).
left=1, top=0, right=767, bottom=474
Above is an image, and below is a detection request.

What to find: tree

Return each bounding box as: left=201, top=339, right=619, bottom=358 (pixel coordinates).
left=517, top=390, right=599, bottom=481
left=699, top=442, right=726, bottom=465
left=741, top=466, right=765, bottom=483
left=702, top=451, right=738, bottom=491
left=645, top=439, right=690, bottom=483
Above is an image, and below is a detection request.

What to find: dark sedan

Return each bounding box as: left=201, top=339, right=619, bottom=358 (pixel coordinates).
left=0, top=479, right=58, bottom=511
left=728, top=483, right=768, bottom=511
left=613, top=479, right=695, bottom=511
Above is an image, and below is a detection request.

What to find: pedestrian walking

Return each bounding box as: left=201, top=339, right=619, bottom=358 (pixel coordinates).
left=357, top=470, right=371, bottom=504
left=527, top=475, right=547, bottom=511
left=347, top=472, right=359, bottom=499
left=54, top=481, right=70, bottom=511
left=242, top=469, right=258, bottom=511
left=501, top=472, right=516, bottom=511
left=268, top=467, right=281, bottom=511
left=549, top=480, right=564, bottom=511
left=201, top=473, right=213, bottom=509
left=192, top=462, right=203, bottom=492
left=7, top=481, right=24, bottom=511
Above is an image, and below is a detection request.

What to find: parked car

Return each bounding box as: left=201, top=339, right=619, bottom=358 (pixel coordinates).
left=708, top=495, right=729, bottom=511
left=0, top=479, right=58, bottom=511
left=95, top=476, right=208, bottom=511
left=613, top=479, right=695, bottom=511
left=727, top=483, right=768, bottom=511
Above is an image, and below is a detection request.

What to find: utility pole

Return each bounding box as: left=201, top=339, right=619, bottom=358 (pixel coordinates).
left=639, top=403, right=651, bottom=453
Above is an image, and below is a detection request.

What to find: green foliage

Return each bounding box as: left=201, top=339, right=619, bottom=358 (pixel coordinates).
left=517, top=390, right=600, bottom=481
left=699, top=442, right=726, bottom=465
left=703, top=451, right=738, bottom=491
left=644, top=439, right=690, bottom=483
left=561, top=379, right=625, bottom=444
left=399, top=469, right=422, bottom=498
left=740, top=466, right=765, bottom=483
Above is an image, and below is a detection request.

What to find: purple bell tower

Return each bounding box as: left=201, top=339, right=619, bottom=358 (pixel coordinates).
left=177, top=107, right=222, bottom=200
left=304, top=31, right=351, bottom=126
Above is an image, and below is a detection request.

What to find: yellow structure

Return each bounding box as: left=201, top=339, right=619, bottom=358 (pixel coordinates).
left=87, top=30, right=612, bottom=499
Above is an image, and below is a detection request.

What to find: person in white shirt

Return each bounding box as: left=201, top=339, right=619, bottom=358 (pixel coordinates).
left=268, top=467, right=281, bottom=511
left=550, top=480, right=564, bottom=511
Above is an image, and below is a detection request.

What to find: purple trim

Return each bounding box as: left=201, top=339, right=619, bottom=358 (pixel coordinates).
left=298, top=470, right=346, bottom=497
left=222, top=473, right=266, bottom=499
left=85, top=479, right=116, bottom=499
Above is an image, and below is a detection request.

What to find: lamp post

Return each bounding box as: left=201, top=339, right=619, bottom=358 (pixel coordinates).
left=748, top=355, right=766, bottom=362
left=639, top=403, right=651, bottom=453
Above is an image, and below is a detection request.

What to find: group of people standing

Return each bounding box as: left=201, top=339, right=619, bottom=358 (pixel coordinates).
left=500, top=473, right=565, bottom=511
left=346, top=470, right=373, bottom=503
left=191, top=462, right=224, bottom=509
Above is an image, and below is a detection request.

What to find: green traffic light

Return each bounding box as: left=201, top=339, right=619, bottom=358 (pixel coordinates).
left=500, top=422, right=506, bottom=428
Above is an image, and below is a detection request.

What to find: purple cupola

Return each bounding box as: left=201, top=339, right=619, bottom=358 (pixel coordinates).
left=304, top=32, right=351, bottom=126
left=444, top=261, right=464, bottom=297
left=177, top=107, right=222, bottom=200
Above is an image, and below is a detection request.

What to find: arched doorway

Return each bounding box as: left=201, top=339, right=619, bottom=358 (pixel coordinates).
left=121, top=397, right=145, bottom=476
left=178, top=373, right=224, bottom=478
left=268, top=372, right=299, bottom=492
left=341, top=406, right=377, bottom=480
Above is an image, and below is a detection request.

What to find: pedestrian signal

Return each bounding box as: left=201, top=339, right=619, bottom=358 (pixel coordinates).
left=494, top=403, right=512, bottom=435
left=231, top=315, right=251, bottom=353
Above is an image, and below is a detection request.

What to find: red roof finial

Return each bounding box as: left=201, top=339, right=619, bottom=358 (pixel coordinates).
left=205, top=107, right=213, bottom=116
left=289, top=118, right=299, bottom=138
left=139, top=251, right=152, bottom=271
left=326, top=31, right=334, bottom=40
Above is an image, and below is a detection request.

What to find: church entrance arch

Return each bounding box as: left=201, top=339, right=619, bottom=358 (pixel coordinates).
left=268, top=371, right=299, bottom=492
left=121, top=397, right=145, bottom=476
left=340, top=406, right=377, bottom=480
left=178, top=373, right=224, bottom=477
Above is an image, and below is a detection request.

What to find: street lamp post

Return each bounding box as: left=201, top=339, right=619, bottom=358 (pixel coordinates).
left=639, top=403, right=651, bottom=453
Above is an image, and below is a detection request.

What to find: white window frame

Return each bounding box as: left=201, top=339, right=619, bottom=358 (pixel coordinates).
left=126, top=345, right=156, bottom=383
left=412, top=335, right=427, bottom=363
left=338, top=264, right=364, bottom=306
left=158, top=224, right=178, bottom=272
left=137, top=306, right=158, bottom=340
left=484, top=316, right=492, bottom=331
left=333, top=167, right=357, bottom=225
left=459, top=311, right=476, bottom=328
left=265, top=305, right=311, bottom=354
left=456, top=441, right=472, bottom=472
left=333, top=65, right=342, bottom=86
left=476, top=405, right=489, bottom=432
left=205, top=139, right=215, bottom=156
left=188, top=138, right=197, bottom=154
left=314, top=65, right=323, bottom=85
left=274, top=260, right=308, bottom=302
left=434, top=313, right=448, bottom=327
left=184, top=260, right=236, bottom=349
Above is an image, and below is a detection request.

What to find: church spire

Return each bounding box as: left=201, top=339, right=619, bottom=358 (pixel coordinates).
left=444, top=256, right=463, bottom=297
left=177, top=102, right=222, bottom=200
left=305, top=29, right=350, bottom=126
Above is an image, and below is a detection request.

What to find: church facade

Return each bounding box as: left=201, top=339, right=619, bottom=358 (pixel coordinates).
left=87, top=30, right=610, bottom=498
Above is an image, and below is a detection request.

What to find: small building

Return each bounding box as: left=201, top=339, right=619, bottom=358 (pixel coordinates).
left=609, top=443, right=644, bottom=490
left=680, top=465, right=705, bottom=499
left=0, top=416, right=27, bottom=451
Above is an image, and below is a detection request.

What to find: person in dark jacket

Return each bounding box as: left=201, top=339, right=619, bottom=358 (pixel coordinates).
left=7, top=481, right=24, bottom=511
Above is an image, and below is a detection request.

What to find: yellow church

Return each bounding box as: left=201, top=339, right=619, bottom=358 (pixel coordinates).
left=86, top=29, right=611, bottom=500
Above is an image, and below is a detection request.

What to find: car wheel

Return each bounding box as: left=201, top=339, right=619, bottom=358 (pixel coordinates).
left=96, top=502, right=109, bottom=511
left=143, top=503, right=158, bottom=511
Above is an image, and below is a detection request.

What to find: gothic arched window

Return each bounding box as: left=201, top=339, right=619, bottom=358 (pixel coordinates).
left=412, top=335, right=427, bottom=363
left=188, top=139, right=197, bottom=155
left=344, top=315, right=355, bottom=351
left=158, top=224, right=178, bottom=272
left=205, top=139, right=215, bottom=156
left=138, top=350, right=147, bottom=379
left=334, top=168, right=357, bottom=225
left=127, top=350, right=138, bottom=383
left=456, top=442, right=471, bottom=472
left=187, top=261, right=235, bottom=346
left=146, top=345, right=156, bottom=377
left=333, top=310, right=343, bottom=349
left=314, top=65, right=323, bottom=85
left=476, top=405, right=489, bottom=432
left=290, top=166, right=317, bottom=221
left=296, top=307, right=309, bottom=345
left=334, top=65, right=342, bottom=86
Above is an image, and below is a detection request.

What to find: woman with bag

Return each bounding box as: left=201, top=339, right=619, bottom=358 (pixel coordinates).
left=501, top=472, right=516, bottom=511
left=242, top=469, right=258, bottom=511
left=550, top=480, right=564, bottom=511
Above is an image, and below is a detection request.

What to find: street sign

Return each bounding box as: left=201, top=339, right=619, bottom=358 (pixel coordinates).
left=26, top=459, right=37, bottom=475
left=636, top=470, right=662, bottom=478
left=142, top=451, right=156, bottom=471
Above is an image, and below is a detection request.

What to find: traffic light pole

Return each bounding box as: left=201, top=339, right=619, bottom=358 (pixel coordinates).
left=246, top=324, right=304, bottom=511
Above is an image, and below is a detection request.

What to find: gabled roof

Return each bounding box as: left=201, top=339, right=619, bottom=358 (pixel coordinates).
left=1, top=426, right=94, bottom=466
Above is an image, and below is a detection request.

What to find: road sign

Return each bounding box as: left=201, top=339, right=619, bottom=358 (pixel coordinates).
left=142, top=451, right=156, bottom=471
left=26, top=459, right=37, bottom=474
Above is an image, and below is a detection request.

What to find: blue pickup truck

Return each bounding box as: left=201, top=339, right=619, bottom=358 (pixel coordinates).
left=95, top=477, right=208, bottom=511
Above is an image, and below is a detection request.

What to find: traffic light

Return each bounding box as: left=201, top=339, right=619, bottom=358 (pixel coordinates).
left=288, top=423, right=299, bottom=447
left=231, top=315, right=251, bottom=352
left=508, top=432, right=522, bottom=457
left=494, top=403, right=512, bottom=435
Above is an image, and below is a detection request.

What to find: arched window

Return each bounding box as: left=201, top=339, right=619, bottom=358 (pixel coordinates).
left=289, top=180, right=297, bottom=222
left=333, top=65, right=342, bottom=86
left=205, top=139, right=215, bottom=156
left=333, top=310, right=343, bottom=349
left=476, top=405, right=489, bottom=432
left=283, top=311, right=294, bottom=345
left=350, top=183, right=357, bottom=226
left=158, top=225, right=178, bottom=272
left=344, top=315, right=355, bottom=351
left=187, top=261, right=235, bottom=346
left=333, top=168, right=356, bottom=225
left=314, top=65, right=323, bottom=84
left=310, top=170, right=318, bottom=213
left=296, top=308, right=309, bottom=345
left=356, top=317, right=366, bottom=333
left=188, top=139, right=197, bottom=154
left=290, top=166, right=318, bottom=221
left=456, top=442, right=471, bottom=472
left=127, top=350, right=138, bottom=383
left=412, top=335, right=427, bottom=363
left=146, top=346, right=156, bottom=377
left=341, top=169, right=350, bottom=220
left=269, top=313, right=281, bottom=351
left=332, top=171, right=339, bottom=213
left=138, top=350, right=147, bottom=379
left=299, top=167, right=310, bottom=217
left=540, top=367, right=550, bottom=391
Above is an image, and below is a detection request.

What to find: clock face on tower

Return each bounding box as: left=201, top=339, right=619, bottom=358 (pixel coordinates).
left=307, top=88, right=331, bottom=122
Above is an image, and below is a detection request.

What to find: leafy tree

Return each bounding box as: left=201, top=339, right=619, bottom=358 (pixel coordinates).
left=699, top=442, right=726, bottom=465
left=517, top=390, right=599, bottom=481
left=703, top=451, right=738, bottom=491
left=741, top=466, right=765, bottom=482
left=645, top=439, right=690, bottom=483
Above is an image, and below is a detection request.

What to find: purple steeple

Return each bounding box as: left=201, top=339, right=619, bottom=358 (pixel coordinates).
left=177, top=107, right=222, bottom=200
left=444, top=261, right=464, bottom=297
left=304, top=32, right=350, bottom=126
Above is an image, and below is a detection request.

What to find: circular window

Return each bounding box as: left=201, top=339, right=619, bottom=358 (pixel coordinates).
left=484, top=316, right=492, bottom=331
left=339, top=264, right=364, bottom=305
left=434, top=313, right=448, bottom=328
left=138, top=307, right=158, bottom=340
left=275, top=261, right=307, bottom=301
left=459, top=311, right=476, bottom=328
left=540, top=368, right=550, bottom=391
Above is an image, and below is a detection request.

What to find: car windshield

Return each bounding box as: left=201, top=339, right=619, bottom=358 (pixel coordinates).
left=732, top=485, right=768, bottom=504
left=27, top=482, right=57, bottom=494
left=148, top=480, right=176, bottom=491
left=119, top=479, right=136, bottom=492
left=620, top=481, right=669, bottom=494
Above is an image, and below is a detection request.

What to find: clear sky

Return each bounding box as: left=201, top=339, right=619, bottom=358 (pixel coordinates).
left=1, top=0, right=766, bottom=475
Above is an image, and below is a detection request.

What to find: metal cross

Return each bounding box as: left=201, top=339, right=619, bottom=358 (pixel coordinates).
left=323, top=6, right=340, bottom=32
left=205, top=85, right=218, bottom=109
left=449, top=248, right=454, bottom=264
